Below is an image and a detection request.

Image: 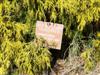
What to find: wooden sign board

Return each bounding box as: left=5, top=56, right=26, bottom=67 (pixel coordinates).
left=36, top=21, right=64, bottom=50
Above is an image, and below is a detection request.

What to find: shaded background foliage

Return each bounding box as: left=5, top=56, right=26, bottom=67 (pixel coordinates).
left=1, top=0, right=100, bottom=37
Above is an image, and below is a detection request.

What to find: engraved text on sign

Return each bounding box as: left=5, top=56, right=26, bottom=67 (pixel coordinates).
left=36, top=21, right=64, bottom=50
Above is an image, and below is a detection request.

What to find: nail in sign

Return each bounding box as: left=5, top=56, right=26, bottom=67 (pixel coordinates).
left=36, top=21, right=64, bottom=50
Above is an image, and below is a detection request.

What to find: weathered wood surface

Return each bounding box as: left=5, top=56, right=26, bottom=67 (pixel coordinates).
left=36, top=21, right=64, bottom=50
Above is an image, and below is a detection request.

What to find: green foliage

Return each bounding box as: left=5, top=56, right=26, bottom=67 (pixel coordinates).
left=67, top=32, right=100, bottom=71
left=68, top=32, right=83, bottom=58
left=0, top=18, right=51, bottom=75
left=1, top=0, right=100, bottom=38
left=81, top=38, right=100, bottom=71
left=0, top=0, right=100, bottom=74
left=0, top=1, right=52, bottom=74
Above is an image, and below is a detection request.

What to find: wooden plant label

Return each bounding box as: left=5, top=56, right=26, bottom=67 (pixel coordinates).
left=36, top=21, right=64, bottom=50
